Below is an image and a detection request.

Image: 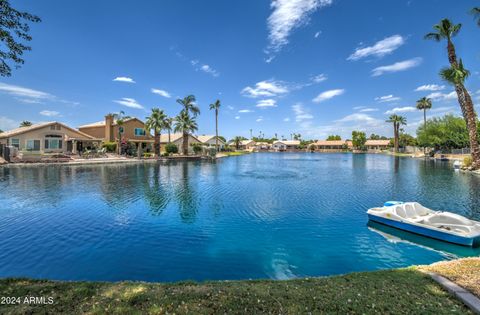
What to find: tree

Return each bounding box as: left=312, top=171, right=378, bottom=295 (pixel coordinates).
left=417, top=114, right=479, bottom=151
left=111, top=111, right=130, bottom=154
left=174, top=110, right=198, bottom=155
left=399, top=133, right=417, bottom=148
left=293, top=133, right=302, bottom=140
left=327, top=135, right=341, bottom=141
left=369, top=134, right=388, bottom=140
left=19, top=120, right=32, bottom=127
left=425, top=18, right=480, bottom=169
left=386, top=115, right=407, bottom=153
left=416, top=97, right=432, bottom=156
left=176, top=95, right=200, bottom=155
left=164, top=117, right=173, bottom=143
left=351, top=131, right=367, bottom=150
left=0, top=129, right=3, bottom=133
left=471, top=7, right=480, bottom=26
left=0, top=0, right=41, bottom=77
left=209, top=99, right=221, bottom=152
left=232, top=136, right=243, bottom=150
left=145, top=108, right=168, bottom=158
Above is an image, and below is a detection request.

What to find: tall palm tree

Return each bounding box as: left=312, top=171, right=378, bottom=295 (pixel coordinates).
left=176, top=95, right=200, bottom=117
left=386, top=115, right=407, bottom=153
left=174, top=110, right=198, bottom=155
left=209, top=99, right=221, bottom=152
left=416, top=97, right=432, bottom=156
left=111, top=111, right=130, bottom=154
left=233, top=136, right=243, bottom=150
left=471, top=7, right=480, bottom=26
left=145, top=108, right=168, bottom=158
left=164, top=117, right=173, bottom=143
left=19, top=121, right=32, bottom=127
left=425, top=19, right=480, bottom=169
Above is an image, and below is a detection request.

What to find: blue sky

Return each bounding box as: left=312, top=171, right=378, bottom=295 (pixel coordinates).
left=1, top=0, right=479, bottom=140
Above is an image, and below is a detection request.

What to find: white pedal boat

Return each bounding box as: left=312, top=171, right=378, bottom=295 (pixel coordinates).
left=367, top=202, right=480, bottom=247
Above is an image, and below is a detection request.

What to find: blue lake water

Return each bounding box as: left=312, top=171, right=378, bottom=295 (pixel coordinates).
left=0, top=153, right=479, bottom=282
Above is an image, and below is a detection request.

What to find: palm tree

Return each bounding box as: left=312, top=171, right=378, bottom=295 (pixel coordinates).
left=164, top=117, right=173, bottom=143
left=145, top=108, right=168, bottom=158
left=471, top=7, right=480, bottom=26
left=176, top=95, right=200, bottom=117
left=176, top=95, right=200, bottom=154
left=19, top=121, right=32, bottom=127
left=209, top=99, right=221, bottom=152
left=386, top=115, right=407, bottom=153
left=416, top=97, right=432, bottom=156
left=111, top=111, right=130, bottom=154
left=425, top=19, right=480, bottom=169
left=233, top=136, right=243, bottom=150
left=174, top=110, right=198, bottom=155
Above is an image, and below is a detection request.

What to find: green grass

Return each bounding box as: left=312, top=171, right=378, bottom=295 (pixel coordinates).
left=223, top=151, right=251, bottom=156
left=0, top=269, right=471, bottom=314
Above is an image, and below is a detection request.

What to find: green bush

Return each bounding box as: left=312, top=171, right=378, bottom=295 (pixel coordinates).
left=165, top=143, right=178, bottom=154
left=192, top=144, right=202, bottom=154
left=102, top=141, right=117, bottom=152
left=162, top=152, right=170, bottom=157
left=463, top=156, right=472, bottom=168
left=143, top=152, right=154, bottom=158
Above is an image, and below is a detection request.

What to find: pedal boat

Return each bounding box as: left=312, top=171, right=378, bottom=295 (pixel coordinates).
left=367, top=202, right=480, bottom=247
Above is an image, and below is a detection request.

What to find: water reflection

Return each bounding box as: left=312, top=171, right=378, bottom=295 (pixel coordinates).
left=143, top=165, right=170, bottom=215
left=175, top=162, right=198, bottom=223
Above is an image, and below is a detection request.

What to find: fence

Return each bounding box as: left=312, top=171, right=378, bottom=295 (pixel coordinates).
left=451, top=148, right=470, bottom=155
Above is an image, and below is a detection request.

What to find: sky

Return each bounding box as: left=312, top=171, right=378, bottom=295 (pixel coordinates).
left=1, top=0, right=480, bottom=140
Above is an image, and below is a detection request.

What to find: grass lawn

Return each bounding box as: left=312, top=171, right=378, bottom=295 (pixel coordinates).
left=0, top=268, right=472, bottom=314
left=222, top=151, right=251, bottom=156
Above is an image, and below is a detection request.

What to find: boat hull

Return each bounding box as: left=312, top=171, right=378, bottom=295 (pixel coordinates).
left=368, top=214, right=477, bottom=247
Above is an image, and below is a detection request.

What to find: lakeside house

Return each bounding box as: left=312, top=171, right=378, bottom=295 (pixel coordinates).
left=0, top=122, right=99, bottom=155
left=159, top=133, right=202, bottom=154
left=196, top=135, right=226, bottom=150
left=313, top=140, right=346, bottom=152
left=254, top=142, right=272, bottom=151
left=365, top=140, right=390, bottom=152
left=79, top=114, right=153, bottom=150
left=272, top=140, right=301, bottom=151
left=229, top=139, right=256, bottom=150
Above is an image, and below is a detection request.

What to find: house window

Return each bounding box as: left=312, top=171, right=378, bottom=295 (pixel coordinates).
left=45, top=135, right=62, bottom=150
left=11, top=138, right=20, bottom=148
left=26, top=140, right=40, bottom=151
left=50, top=125, right=61, bottom=130
left=134, top=128, right=146, bottom=136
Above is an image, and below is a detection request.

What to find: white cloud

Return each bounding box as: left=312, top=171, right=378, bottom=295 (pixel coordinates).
left=266, top=0, right=332, bottom=55
left=0, top=82, right=52, bottom=100
left=113, top=77, right=135, bottom=83
left=312, top=88, right=345, bottom=103
left=227, top=105, right=234, bottom=110
left=200, top=64, right=219, bottom=77
left=292, top=103, right=313, bottom=122
left=151, top=88, right=171, bottom=98
left=311, top=73, right=327, bottom=83
left=415, top=84, right=445, bottom=92
left=359, top=108, right=378, bottom=112
left=0, top=116, right=18, bottom=130
left=241, top=80, right=289, bottom=98
left=375, top=94, right=400, bottom=103
left=256, top=117, right=264, bottom=122
left=238, top=109, right=253, bottom=113
left=113, top=98, right=144, bottom=109
left=40, top=110, right=60, bottom=117
left=235, top=116, right=240, bottom=120
left=336, top=113, right=379, bottom=124
left=283, top=117, right=291, bottom=122
left=314, top=31, right=322, bottom=38
left=256, top=99, right=277, bottom=108
left=348, top=35, right=405, bottom=61
left=371, top=57, right=422, bottom=76
left=426, top=91, right=457, bottom=101
left=384, top=106, right=417, bottom=114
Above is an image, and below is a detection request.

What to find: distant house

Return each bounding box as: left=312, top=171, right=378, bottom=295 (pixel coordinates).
left=159, top=133, right=202, bottom=154
left=78, top=114, right=153, bottom=149
left=196, top=135, right=226, bottom=150
left=0, top=122, right=98, bottom=154
left=253, top=142, right=271, bottom=151
left=272, top=140, right=301, bottom=151
left=228, top=139, right=256, bottom=150
left=365, top=139, right=390, bottom=151
left=313, top=140, right=346, bottom=152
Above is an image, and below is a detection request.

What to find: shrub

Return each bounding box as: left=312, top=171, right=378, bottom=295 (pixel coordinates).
left=192, top=144, right=202, bottom=154
left=463, top=156, right=472, bottom=168
left=143, top=152, right=154, bottom=158
left=162, top=152, right=170, bottom=157
left=165, top=143, right=178, bottom=154
left=102, top=142, right=117, bottom=152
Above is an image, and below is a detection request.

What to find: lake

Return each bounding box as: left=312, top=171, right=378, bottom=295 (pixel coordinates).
left=0, top=153, right=479, bottom=282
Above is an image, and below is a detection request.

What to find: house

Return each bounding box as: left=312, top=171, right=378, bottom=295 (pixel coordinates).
left=313, top=140, right=346, bottom=152
left=228, top=139, right=256, bottom=150
left=0, top=122, right=99, bottom=155
left=196, top=135, right=226, bottom=150
left=272, top=140, right=301, bottom=151
left=78, top=114, right=153, bottom=150
left=365, top=139, right=390, bottom=151
left=253, top=142, right=271, bottom=151
left=159, top=133, right=202, bottom=154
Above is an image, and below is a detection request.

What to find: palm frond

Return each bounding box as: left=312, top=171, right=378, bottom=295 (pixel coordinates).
left=424, top=32, right=441, bottom=41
